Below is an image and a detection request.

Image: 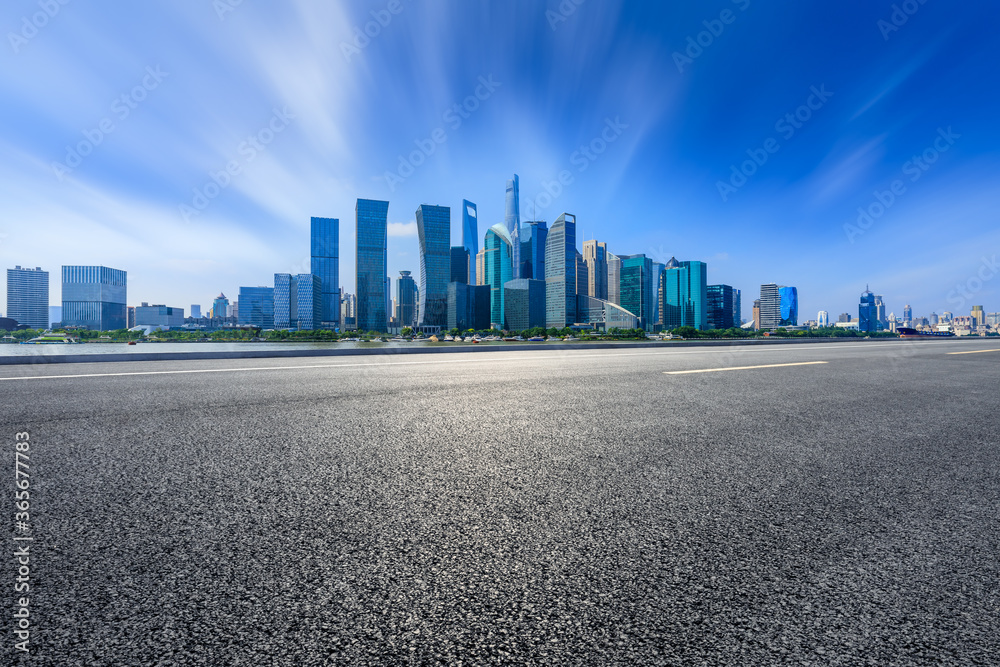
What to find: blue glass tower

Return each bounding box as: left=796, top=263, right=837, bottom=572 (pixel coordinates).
left=544, top=213, right=577, bottom=328
left=620, top=255, right=653, bottom=330
left=416, top=204, right=451, bottom=327
left=462, top=200, right=478, bottom=284
left=505, top=175, right=521, bottom=279
left=6, top=266, right=48, bottom=329
left=295, top=274, right=322, bottom=331
left=662, top=259, right=708, bottom=331
left=356, top=198, right=389, bottom=332
left=707, top=284, right=739, bottom=330
left=484, top=223, right=513, bottom=328
left=237, top=286, right=274, bottom=329
left=521, top=221, right=547, bottom=280
left=61, top=265, right=127, bottom=331
left=779, top=286, right=798, bottom=326
left=274, top=273, right=294, bottom=328
left=310, top=217, right=339, bottom=328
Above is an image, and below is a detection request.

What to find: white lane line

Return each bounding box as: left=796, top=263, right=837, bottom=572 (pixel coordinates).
left=947, top=348, right=1000, bottom=355
left=664, top=361, right=829, bottom=375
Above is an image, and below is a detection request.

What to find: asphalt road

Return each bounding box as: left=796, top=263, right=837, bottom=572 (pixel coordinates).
left=2, top=339, right=999, bottom=665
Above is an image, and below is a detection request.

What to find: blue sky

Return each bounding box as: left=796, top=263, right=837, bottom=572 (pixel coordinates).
left=2, top=0, right=999, bottom=322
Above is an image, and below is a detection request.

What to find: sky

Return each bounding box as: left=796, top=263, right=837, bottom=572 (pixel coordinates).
left=2, top=0, right=999, bottom=323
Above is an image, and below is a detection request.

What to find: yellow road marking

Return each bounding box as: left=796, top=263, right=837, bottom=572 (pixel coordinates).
left=947, top=348, right=1000, bottom=355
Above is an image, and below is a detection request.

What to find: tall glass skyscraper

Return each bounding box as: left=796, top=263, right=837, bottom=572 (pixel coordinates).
left=310, top=217, right=339, bottom=328
left=296, top=274, right=322, bottom=331
left=356, top=198, right=389, bottom=332
left=462, top=200, right=478, bottom=284
left=416, top=204, right=450, bottom=327
left=859, top=288, right=877, bottom=333
left=759, top=283, right=781, bottom=329
left=450, top=246, right=470, bottom=284
left=620, top=254, right=653, bottom=330
left=505, top=175, right=521, bottom=279
left=582, top=240, right=608, bottom=300
left=544, top=213, right=577, bottom=328
left=6, top=266, right=48, bottom=329
left=778, top=286, right=798, bottom=326
left=520, top=221, right=547, bottom=280
left=238, top=286, right=274, bottom=328
left=662, top=259, right=708, bottom=331
left=484, top=223, right=513, bottom=328
left=61, top=265, right=127, bottom=331
left=396, top=271, right=417, bottom=328
left=274, top=273, right=295, bottom=328
left=212, top=293, right=229, bottom=319
left=707, top=284, right=739, bottom=330
left=607, top=252, right=621, bottom=305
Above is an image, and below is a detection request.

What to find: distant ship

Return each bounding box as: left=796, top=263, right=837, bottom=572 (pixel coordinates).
left=897, top=327, right=955, bottom=339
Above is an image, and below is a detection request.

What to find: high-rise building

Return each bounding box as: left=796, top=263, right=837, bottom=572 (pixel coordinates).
left=753, top=299, right=761, bottom=330
left=126, top=306, right=134, bottom=328
left=545, top=213, right=577, bottom=328
left=874, top=294, right=886, bottom=326
left=295, top=274, right=322, bottom=330
left=311, top=217, right=339, bottom=327
left=6, top=266, right=48, bottom=329
left=274, top=273, right=296, bottom=328
left=903, top=304, right=913, bottom=323
left=662, top=259, right=708, bottom=331
left=971, top=305, right=985, bottom=328
left=447, top=282, right=491, bottom=332
left=575, top=251, right=589, bottom=299
left=942, top=311, right=952, bottom=322
left=237, top=286, right=274, bottom=329
left=758, top=283, right=796, bottom=329
left=190, top=304, right=202, bottom=319
left=450, top=246, right=470, bottom=284
left=520, top=221, right=548, bottom=280
left=484, top=223, right=514, bottom=328
left=61, top=265, right=127, bottom=331
left=929, top=312, right=939, bottom=326
left=778, top=286, right=798, bottom=326
left=503, top=278, right=546, bottom=331
left=818, top=310, right=829, bottom=327
left=859, top=288, right=877, bottom=333
left=462, top=200, right=478, bottom=284
left=620, top=254, right=654, bottom=331
left=396, top=271, right=417, bottom=328
left=212, top=293, right=229, bottom=319
left=607, top=252, right=621, bottom=305
left=416, top=204, right=450, bottom=327
left=475, top=248, right=487, bottom=286
left=505, top=175, right=521, bottom=279
left=707, top=284, right=739, bottom=330
left=582, top=241, right=608, bottom=300
left=652, top=262, right=665, bottom=327
left=733, top=289, right=742, bottom=326
left=356, top=198, right=389, bottom=332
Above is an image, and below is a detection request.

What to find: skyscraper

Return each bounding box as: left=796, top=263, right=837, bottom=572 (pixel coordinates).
left=520, top=221, right=548, bottom=280
left=545, top=213, right=577, bottom=328
left=274, top=273, right=295, bottom=328
left=778, top=286, right=798, bottom=326
left=6, top=266, right=48, bottom=329
left=620, top=254, right=654, bottom=330
left=874, top=294, right=886, bottom=326
left=759, top=284, right=781, bottom=329
left=190, top=304, right=202, bottom=319
left=462, top=200, right=478, bottom=284
left=450, top=246, right=470, bottom=284
left=505, top=175, right=521, bottom=279
left=575, top=251, right=589, bottom=299
left=396, top=271, right=417, bottom=328
left=753, top=299, right=761, bottom=330
left=582, top=240, right=608, bottom=300
left=707, top=284, right=739, bottom=330
left=356, top=198, right=389, bottom=332
left=212, top=293, right=229, bottom=319
left=859, top=288, right=877, bottom=333
left=295, top=274, right=322, bottom=331
left=484, top=223, right=514, bottom=328
left=416, top=204, right=450, bottom=327
left=61, top=265, right=127, bottom=331
left=818, top=310, right=829, bottom=327
left=503, top=278, right=546, bottom=331
left=475, top=248, right=487, bottom=286
left=310, top=217, right=339, bottom=328
left=652, top=261, right=665, bottom=327
left=972, top=305, right=985, bottom=328
left=607, top=252, right=621, bottom=305
left=662, top=259, right=708, bottom=331
left=903, top=304, right=913, bottom=323
left=237, top=286, right=274, bottom=329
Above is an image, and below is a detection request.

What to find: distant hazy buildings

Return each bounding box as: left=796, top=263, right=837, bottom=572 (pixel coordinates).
left=49, top=306, right=61, bottom=328
left=818, top=310, right=829, bottom=327
left=505, top=175, right=521, bottom=279
left=707, top=284, right=739, bottom=330
left=6, top=266, right=48, bottom=329
left=462, top=200, right=478, bottom=284
left=416, top=204, right=450, bottom=327
left=545, top=213, right=577, bottom=328
left=190, top=304, right=202, bottom=319
left=62, top=265, right=127, bottom=331
left=212, top=293, right=229, bottom=319
left=238, top=286, right=274, bottom=329
left=484, top=223, right=514, bottom=328
left=311, top=217, right=339, bottom=328
left=356, top=198, right=389, bottom=332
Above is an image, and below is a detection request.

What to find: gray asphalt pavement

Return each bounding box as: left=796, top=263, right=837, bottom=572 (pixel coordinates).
left=2, top=339, right=999, bottom=665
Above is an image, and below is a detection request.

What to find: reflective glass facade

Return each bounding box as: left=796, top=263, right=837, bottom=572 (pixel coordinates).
left=707, top=284, right=738, bottom=329
left=582, top=241, right=608, bottom=300
left=661, top=261, right=707, bottom=331
left=484, top=223, right=513, bottom=328
left=520, top=221, right=547, bottom=280
left=237, top=286, right=274, bottom=328
left=503, top=278, right=546, bottom=331
left=607, top=252, right=621, bottom=305
left=544, top=213, right=577, bottom=328
left=61, top=265, right=127, bottom=331
left=859, top=289, right=877, bottom=333
left=450, top=246, right=470, bottom=284
left=396, top=270, right=417, bottom=328
left=310, top=217, right=339, bottom=327
left=462, top=200, right=478, bottom=284
left=416, top=204, right=450, bottom=327
left=274, top=273, right=295, bottom=328
left=356, top=199, right=389, bottom=332
left=576, top=294, right=639, bottom=330
left=296, top=274, right=322, bottom=330
left=6, top=266, right=48, bottom=329
left=759, top=283, right=781, bottom=329
left=620, top=254, right=652, bottom=330
left=779, top=286, right=798, bottom=326
left=505, top=175, right=521, bottom=279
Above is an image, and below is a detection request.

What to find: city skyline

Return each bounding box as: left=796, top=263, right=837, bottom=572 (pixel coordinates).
left=2, top=2, right=999, bottom=322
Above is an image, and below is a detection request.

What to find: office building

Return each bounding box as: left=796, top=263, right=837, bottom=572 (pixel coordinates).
left=356, top=199, right=389, bottom=332
left=310, top=217, right=339, bottom=327
left=576, top=294, right=640, bottom=330
left=903, top=304, right=913, bottom=323
left=447, top=282, right=492, bottom=332
left=972, top=305, right=985, bottom=328
left=450, top=246, right=470, bottom=284
left=274, top=273, right=295, bottom=328
left=874, top=294, right=886, bottom=326
left=758, top=283, right=797, bottom=329
left=582, top=241, right=608, bottom=300
left=818, top=310, right=829, bottom=327
left=503, top=278, right=546, bottom=330
left=575, top=251, right=589, bottom=299
left=733, top=289, right=742, bottom=326
left=753, top=299, right=761, bottom=330
left=475, top=249, right=487, bottom=286
left=190, top=304, right=202, bottom=319
left=126, top=307, right=134, bottom=328
left=707, top=284, right=739, bottom=330
left=212, top=293, right=229, bottom=319
left=859, top=288, right=877, bottom=333
left=396, top=271, right=417, bottom=328
left=505, top=175, right=521, bottom=279
left=61, top=265, right=127, bottom=331
left=484, top=223, right=514, bottom=328
left=416, top=204, right=450, bottom=327
left=662, top=259, right=708, bottom=331
left=778, top=286, right=798, bottom=326
left=652, top=262, right=665, bottom=327
left=134, top=303, right=185, bottom=329
left=620, top=254, right=654, bottom=331
left=545, top=213, right=577, bottom=328
left=462, top=200, right=478, bottom=284
left=295, top=274, right=322, bottom=330
left=238, top=286, right=274, bottom=329
left=6, top=266, right=49, bottom=329
left=607, top=252, right=621, bottom=305
left=520, top=221, right=547, bottom=280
